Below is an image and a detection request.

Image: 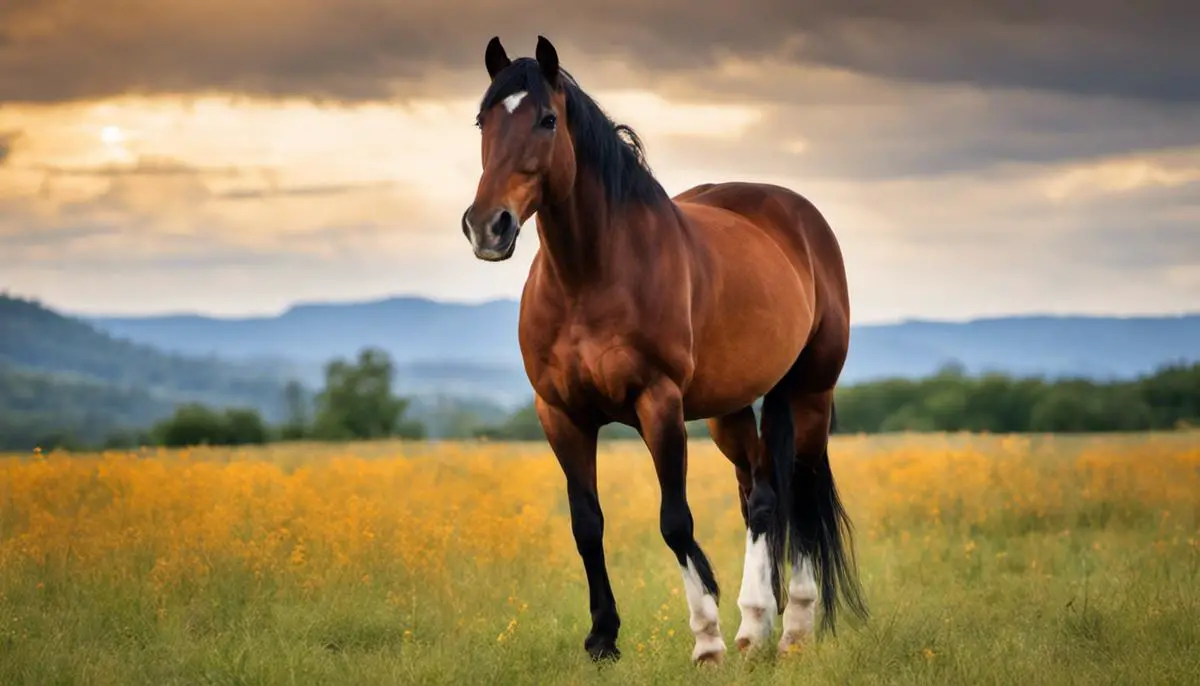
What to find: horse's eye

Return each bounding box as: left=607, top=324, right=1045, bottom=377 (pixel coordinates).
left=540, top=113, right=557, bottom=130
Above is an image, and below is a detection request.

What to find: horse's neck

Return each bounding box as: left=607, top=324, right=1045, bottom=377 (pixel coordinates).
left=535, top=167, right=681, bottom=297
left=535, top=182, right=623, bottom=294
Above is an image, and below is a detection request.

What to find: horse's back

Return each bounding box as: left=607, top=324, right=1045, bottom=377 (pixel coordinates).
left=674, top=180, right=848, bottom=311
left=674, top=180, right=852, bottom=392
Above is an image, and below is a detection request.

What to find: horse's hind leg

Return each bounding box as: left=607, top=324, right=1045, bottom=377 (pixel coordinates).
left=708, top=407, right=779, bottom=653
left=779, top=387, right=869, bottom=652
left=777, top=390, right=831, bottom=651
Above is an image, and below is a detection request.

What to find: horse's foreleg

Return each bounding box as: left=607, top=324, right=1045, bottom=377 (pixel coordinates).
left=637, top=382, right=726, bottom=665
left=536, top=396, right=620, bottom=662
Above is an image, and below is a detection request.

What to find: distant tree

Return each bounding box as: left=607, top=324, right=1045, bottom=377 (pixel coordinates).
left=150, top=403, right=270, bottom=447
left=278, top=379, right=311, bottom=440
left=311, top=347, right=425, bottom=440
left=222, top=407, right=271, bottom=445
left=153, top=403, right=230, bottom=446
left=1139, top=362, right=1200, bottom=429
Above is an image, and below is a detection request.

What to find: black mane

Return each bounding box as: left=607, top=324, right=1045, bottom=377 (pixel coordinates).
left=479, top=58, right=668, bottom=206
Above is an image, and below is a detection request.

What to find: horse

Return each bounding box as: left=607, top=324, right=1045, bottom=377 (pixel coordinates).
left=460, top=35, right=869, bottom=665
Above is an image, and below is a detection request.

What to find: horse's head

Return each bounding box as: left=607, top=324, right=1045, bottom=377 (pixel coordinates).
left=462, top=35, right=574, bottom=262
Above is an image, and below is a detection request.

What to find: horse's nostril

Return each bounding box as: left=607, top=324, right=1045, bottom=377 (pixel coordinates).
left=492, top=210, right=514, bottom=237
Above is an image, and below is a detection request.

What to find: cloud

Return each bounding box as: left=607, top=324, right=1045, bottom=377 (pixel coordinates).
left=0, top=224, right=120, bottom=249
left=0, top=131, right=18, bottom=165
left=6, top=2, right=1194, bottom=187
left=27, top=157, right=257, bottom=179
left=1, top=0, right=1196, bottom=104
left=216, top=180, right=399, bottom=201
left=2, top=2, right=1197, bottom=321
left=0, top=157, right=452, bottom=271
left=780, top=11, right=1200, bottom=104
left=1039, top=152, right=1200, bottom=202
left=623, top=85, right=1200, bottom=183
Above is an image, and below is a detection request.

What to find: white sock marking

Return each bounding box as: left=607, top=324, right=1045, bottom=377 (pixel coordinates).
left=735, top=529, right=776, bottom=650
left=779, top=555, right=819, bottom=652
left=680, top=557, right=726, bottom=662
left=502, top=91, right=527, bottom=113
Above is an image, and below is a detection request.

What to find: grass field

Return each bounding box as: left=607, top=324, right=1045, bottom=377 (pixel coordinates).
left=2, top=433, right=1198, bottom=685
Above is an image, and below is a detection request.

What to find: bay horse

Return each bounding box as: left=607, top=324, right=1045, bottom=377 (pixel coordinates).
left=461, top=35, right=868, bottom=664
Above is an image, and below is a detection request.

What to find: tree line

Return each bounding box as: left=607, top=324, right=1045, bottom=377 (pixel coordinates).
left=118, top=348, right=426, bottom=448
left=4, top=352, right=1197, bottom=451
left=833, top=361, right=1198, bottom=434
left=469, top=361, right=1199, bottom=440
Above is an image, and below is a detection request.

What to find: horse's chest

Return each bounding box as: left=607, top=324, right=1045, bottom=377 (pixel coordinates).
left=526, top=326, right=648, bottom=418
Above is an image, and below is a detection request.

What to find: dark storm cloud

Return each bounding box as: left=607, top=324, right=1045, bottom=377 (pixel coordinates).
left=640, top=90, right=1200, bottom=182
left=1, top=0, right=1197, bottom=104
left=785, top=13, right=1200, bottom=104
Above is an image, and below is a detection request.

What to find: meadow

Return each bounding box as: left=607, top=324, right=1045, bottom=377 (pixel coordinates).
left=1, top=432, right=1197, bottom=685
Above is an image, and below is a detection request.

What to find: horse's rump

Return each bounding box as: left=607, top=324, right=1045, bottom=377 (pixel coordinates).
left=671, top=181, right=849, bottom=415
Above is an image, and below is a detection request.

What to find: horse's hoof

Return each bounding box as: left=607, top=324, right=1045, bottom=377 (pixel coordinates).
left=694, top=649, right=724, bottom=666
left=586, top=638, right=621, bottom=663
left=734, top=621, right=772, bottom=655
left=777, top=632, right=810, bottom=657
left=691, top=635, right=727, bottom=666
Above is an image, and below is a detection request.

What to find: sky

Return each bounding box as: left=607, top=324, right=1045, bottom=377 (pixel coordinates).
left=1, top=0, right=1198, bottom=323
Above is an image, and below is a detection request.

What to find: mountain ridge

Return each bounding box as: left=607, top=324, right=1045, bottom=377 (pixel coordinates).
left=71, top=293, right=1200, bottom=327
left=79, top=295, right=1200, bottom=388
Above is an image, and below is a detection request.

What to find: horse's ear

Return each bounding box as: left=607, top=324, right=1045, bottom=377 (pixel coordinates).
left=485, top=36, right=511, bottom=80
left=535, top=35, right=560, bottom=86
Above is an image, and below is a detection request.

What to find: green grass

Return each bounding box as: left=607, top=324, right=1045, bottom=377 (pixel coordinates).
left=4, top=531, right=1196, bottom=685
left=1, top=434, right=1198, bottom=685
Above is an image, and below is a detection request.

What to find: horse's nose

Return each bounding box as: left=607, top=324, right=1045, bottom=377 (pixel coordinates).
left=461, top=205, right=474, bottom=237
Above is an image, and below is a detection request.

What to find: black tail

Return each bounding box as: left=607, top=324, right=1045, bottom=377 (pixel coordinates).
left=759, top=386, right=794, bottom=616
left=787, top=398, right=868, bottom=634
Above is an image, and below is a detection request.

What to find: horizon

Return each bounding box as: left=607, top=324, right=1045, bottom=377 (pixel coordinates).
left=2, top=3, right=1198, bottom=322
left=5, top=287, right=1198, bottom=328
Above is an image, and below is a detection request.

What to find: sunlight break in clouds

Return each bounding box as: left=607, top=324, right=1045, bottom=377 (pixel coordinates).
left=1040, top=148, right=1200, bottom=203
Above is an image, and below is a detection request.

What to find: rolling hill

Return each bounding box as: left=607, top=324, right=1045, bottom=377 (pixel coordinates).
left=85, top=296, right=1200, bottom=398
left=0, top=294, right=518, bottom=448
left=84, top=297, right=531, bottom=405
left=85, top=297, right=522, bottom=366
left=0, top=294, right=297, bottom=448
left=1, top=294, right=294, bottom=404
